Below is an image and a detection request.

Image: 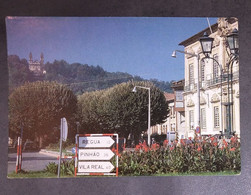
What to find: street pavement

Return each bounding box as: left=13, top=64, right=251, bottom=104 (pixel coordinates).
left=8, top=151, right=59, bottom=174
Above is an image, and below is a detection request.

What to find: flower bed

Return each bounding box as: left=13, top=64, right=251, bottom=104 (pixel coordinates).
left=118, top=136, right=240, bottom=176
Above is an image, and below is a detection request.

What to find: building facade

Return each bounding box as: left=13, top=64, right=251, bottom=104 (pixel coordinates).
left=28, top=52, right=45, bottom=76
left=171, top=79, right=186, bottom=139
left=151, top=93, right=175, bottom=136
left=150, top=82, right=186, bottom=141
left=179, top=17, right=239, bottom=138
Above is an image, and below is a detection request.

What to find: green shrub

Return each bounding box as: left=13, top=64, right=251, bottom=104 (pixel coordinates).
left=44, top=160, right=75, bottom=175
left=44, top=162, right=58, bottom=174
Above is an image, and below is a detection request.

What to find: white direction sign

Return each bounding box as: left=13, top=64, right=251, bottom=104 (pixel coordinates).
left=78, top=161, right=114, bottom=173
left=79, top=136, right=115, bottom=148
left=79, top=149, right=115, bottom=161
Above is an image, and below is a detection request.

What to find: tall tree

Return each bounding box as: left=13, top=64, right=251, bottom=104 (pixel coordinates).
left=77, top=81, right=169, bottom=143
left=9, top=81, right=78, bottom=147
left=8, top=55, right=33, bottom=91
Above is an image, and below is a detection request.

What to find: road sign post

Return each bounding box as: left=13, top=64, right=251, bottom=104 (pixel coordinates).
left=75, top=134, right=119, bottom=177
left=58, top=118, right=68, bottom=178
left=15, top=137, right=20, bottom=173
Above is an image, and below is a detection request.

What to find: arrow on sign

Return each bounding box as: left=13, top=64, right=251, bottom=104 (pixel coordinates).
left=79, top=136, right=115, bottom=148
left=78, top=149, right=115, bottom=161
left=78, top=161, right=114, bottom=173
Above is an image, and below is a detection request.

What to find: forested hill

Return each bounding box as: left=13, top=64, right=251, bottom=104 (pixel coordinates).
left=8, top=55, right=173, bottom=94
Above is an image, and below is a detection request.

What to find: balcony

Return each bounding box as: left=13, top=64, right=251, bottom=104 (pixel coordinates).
left=184, top=71, right=239, bottom=92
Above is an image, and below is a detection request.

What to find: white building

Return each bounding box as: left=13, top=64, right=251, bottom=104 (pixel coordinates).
left=179, top=17, right=239, bottom=138
left=171, top=79, right=186, bottom=140
left=151, top=93, right=175, bottom=136
left=151, top=83, right=186, bottom=141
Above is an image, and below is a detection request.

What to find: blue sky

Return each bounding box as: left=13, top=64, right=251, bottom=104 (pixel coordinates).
left=6, top=17, right=217, bottom=82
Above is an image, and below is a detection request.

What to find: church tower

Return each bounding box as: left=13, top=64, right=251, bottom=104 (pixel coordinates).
left=29, top=52, right=33, bottom=63
left=40, top=52, right=44, bottom=64
left=28, top=52, right=44, bottom=77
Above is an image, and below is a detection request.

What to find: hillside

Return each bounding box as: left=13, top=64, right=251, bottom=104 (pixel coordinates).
left=8, top=55, right=173, bottom=94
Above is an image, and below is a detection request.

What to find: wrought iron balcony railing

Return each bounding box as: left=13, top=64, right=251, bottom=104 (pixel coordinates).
left=184, top=71, right=239, bottom=92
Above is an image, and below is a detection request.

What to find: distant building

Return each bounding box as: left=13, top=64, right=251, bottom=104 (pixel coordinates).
left=151, top=93, right=175, bottom=137
left=171, top=79, right=186, bottom=139
left=28, top=52, right=45, bottom=76
left=150, top=81, right=186, bottom=141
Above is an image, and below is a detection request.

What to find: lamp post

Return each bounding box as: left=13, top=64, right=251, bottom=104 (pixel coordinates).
left=132, top=86, right=151, bottom=146
left=172, top=50, right=201, bottom=137
left=199, top=29, right=239, bottom=137
left=199, top=32, right=224, bottom=135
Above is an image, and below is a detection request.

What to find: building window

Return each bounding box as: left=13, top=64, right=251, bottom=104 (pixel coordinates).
left=201, top=60, right=205, bottom=82
left=180, top=111, right=185, bottom=123
left=171, top=124, right=175, bottom=131
left=164, top=125, right=167, bottom=134
left=189, top=64, right=194, bottom=84
left=201, top=108, right=206, bottom=129
left=176, top=91, right=183, bottom=101
left=214, top=106, right=220, bottom=128
left=213, top=54, right=219, bottom=79
left=189, top=110, right=194, bottom=130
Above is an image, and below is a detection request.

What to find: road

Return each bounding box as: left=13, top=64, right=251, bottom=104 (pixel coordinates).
left=8, top=151, right=58, bottom=174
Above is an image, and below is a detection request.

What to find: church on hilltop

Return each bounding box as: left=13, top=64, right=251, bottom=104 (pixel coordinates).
left=28, top=52, right=45, bottom=76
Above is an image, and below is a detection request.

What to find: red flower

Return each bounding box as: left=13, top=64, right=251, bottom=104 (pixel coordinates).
left=230, top=147, right=236, bottom=151
left=151, top=143, right=160, bottom=151
left=231, top=136, right=238, bottom=143
left=111, top=147, right=116, bottom=152
left=163, top=140, right=169, bottom=147
left=210, top=137, right=215, bottom=142
left=197, top=147, right=202, bottom=152
left=135, top=145, right=141, bottom=151
left=170, top=146, right=174, bottom=151
left=143, top=146, right=148, bottom=152
left=213, top=142, right=218, bottom=147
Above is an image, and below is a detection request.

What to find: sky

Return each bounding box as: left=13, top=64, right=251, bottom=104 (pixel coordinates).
left=6, top=17, right=217, bottom=82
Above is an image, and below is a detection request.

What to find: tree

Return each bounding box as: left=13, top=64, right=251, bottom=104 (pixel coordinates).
left=77, top=90, right=108, bottom=133
left=77, top=81, right=169, bottom=144
left=8, top=55, right=33, bottom=91
left=104, top=81, right=169, bottom=143
left=9, top=81, right=78, bottom=147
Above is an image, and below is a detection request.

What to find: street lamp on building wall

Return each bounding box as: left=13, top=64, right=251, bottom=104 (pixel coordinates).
left=132, top=86, right=151, bottom=146
left=172, top=50, right=201, bottom=137
left=199, top=32, right=224, bottom=135
left=199, top=29, right=239, bottom=137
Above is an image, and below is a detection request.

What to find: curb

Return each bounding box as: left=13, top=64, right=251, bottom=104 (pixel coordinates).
left=39, top=149, right=73, bottom=158
left=39, top=150, right=59, bottom=158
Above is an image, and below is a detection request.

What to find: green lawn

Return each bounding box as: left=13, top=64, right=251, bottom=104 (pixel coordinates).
left=8, top=171, right=58, bottom=178
left=8, top=170, right=240, bottom=178
left=154, top=171, right=240, bottom=176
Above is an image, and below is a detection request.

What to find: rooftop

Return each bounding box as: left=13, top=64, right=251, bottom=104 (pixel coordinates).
left=164, top=92, right=175, bottom=101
